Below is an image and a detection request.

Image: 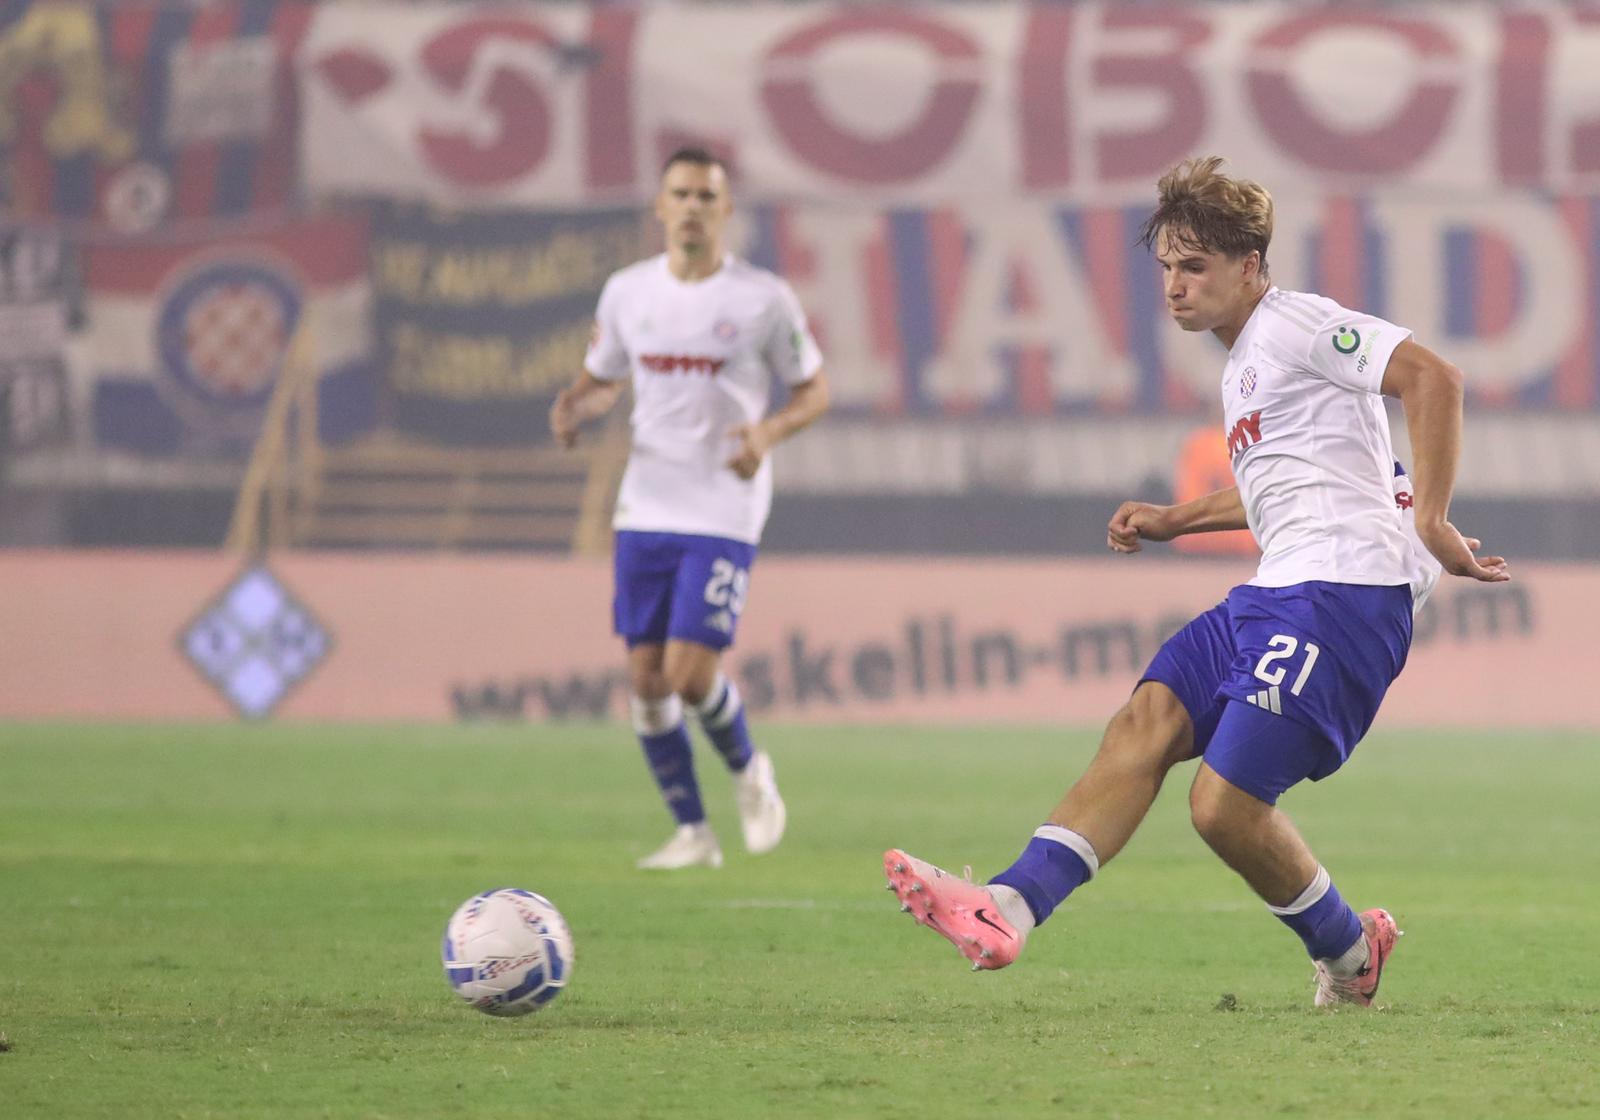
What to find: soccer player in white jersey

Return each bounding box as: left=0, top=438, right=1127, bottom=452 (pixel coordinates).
left=550, top=148, right=830, bottom=870
left=884, top=156, right=1508, bottom=1006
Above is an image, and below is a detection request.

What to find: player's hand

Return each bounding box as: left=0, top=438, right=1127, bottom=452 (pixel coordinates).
left=1107, top=501, right=1179, bottom=553
left=726, top=423, right=771, bottom=480
left=549, top=390, right=580, bottom=449
left=1418, top=520, right=1510, bottom=582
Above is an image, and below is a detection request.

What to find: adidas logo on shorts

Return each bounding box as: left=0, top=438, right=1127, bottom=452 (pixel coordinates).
left=1245, top=685, right=1283, bottom=714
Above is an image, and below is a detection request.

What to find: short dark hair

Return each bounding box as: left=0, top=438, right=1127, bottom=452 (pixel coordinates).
left=661, top=146, right=726, bottom=176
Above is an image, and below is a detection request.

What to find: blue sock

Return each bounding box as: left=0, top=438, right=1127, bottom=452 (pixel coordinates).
left=631, top=695, right=705, bottom=825
left=694, top=674, right=754, bottom=772
left=987, top=825, right=1100, bottom=926
left=1269, top=866, right=1363, bottom=960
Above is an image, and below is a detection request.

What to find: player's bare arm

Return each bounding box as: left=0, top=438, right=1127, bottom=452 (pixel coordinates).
left=727, top=369, right=831, bottom=480
left=549, top=372, right=625, bottom=449
left=1108, top=487, right=1248, bottom=553
left=1380, top=340, right=1510, bottom=583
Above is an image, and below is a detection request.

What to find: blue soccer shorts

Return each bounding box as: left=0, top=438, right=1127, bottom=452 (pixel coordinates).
left=1139, top=581, right=1413, bottom=803
left=612, top=530, right=758, bottom=651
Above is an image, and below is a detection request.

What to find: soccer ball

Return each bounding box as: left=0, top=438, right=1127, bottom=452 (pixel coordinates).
left=441, top=888, right=574, bottom=1016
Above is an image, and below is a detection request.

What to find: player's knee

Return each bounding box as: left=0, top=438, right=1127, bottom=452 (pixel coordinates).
left=663, top=658, right=717, bottom=705
left=630, top=668, right=671, bottom=701
left=630, top=693, right=684, bottom=737
left=671, top=677, right=711, bottom=706
left=1102, top=685, right=1193, bottom=772
left=1188, top=768, right=1246, bottom=846
left=1189, top=783, right=1224, bottom=843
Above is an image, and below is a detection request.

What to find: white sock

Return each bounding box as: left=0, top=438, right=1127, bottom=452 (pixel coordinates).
left=1322, top=932, right=1371, bottom=978
left=984, top=883, right=1037, bottom=935
left=630, top=693, right=684, bottom=736
left=694, top=674, right=741, bottom=729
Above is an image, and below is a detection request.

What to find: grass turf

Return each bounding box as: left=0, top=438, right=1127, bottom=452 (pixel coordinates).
left=1, top=722, right=1596, bottom=1119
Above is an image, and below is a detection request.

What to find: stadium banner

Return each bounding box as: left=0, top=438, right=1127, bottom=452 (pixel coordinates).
left=736, top=197, right=1600, bottom=415
left=370, top=202, right=645, bottom=444
left=0, top=0, right=313, bottom=234
left=296, top=2, right=1600, bottom=417
left=299, top=3, right=1600, bottom=206
left=0, top=552, right=1588, bottom=730
left=84, top=213, right=377, bottom=456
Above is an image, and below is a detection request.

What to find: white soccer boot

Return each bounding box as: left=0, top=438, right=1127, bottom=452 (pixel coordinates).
left=734, top=751, right=787, bottom=855
left=636, top=822, right=724, bottom=870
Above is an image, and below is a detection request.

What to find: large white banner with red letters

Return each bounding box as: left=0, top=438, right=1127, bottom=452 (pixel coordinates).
left=300, top=3, right=1600, bottom=206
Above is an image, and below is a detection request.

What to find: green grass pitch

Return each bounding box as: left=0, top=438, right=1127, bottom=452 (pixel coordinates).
left=2, top=722, right=1597, bottom=1119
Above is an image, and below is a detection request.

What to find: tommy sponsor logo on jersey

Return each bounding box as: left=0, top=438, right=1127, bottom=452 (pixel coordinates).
left=1226, top=409, right=1265, bottom=460
left=639, top=354, right=727, bottom=376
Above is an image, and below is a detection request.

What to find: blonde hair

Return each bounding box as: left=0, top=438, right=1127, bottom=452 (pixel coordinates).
left=1138, top=156, right=1273, bottom=274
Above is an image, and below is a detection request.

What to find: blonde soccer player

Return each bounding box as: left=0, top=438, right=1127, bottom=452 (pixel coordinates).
left=885, top=156, right=1507, bottom=1007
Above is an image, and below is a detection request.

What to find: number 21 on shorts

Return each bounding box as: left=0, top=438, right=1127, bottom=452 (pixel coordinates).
left=1253, top=634, right=1321, bottom=696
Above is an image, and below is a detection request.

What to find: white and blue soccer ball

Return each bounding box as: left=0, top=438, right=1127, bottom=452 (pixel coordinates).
left=441, top=888, right=574, bottom=1016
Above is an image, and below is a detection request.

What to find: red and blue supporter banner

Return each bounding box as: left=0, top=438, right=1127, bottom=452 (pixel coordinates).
left=85, top=213, right=375, bottom=456
left=736, top=196, right=1600, bottom=417
left=0, top=0, right=312, bottom=233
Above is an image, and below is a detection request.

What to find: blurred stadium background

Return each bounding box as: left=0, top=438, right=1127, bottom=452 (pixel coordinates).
left=6, top=4, right=1593, bottom=1113
left=1, top=2, right=1597, bottom=1117
left=5, top=0, right=1600, bottom=556
left=1, top=0, right=1593, bottom=728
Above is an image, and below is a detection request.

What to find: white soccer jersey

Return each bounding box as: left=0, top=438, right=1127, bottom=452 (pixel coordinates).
left=585, top=254, right=823, bottom=544
left=1221, top=287, right=1416, bottom=589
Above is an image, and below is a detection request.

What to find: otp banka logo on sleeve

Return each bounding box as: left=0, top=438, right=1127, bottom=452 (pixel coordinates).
left=180, top=566, right=332, bottom=719
left=156, top=258, right=301, bottom=437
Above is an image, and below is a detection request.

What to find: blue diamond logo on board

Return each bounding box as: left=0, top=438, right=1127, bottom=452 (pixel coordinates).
left=180, top=564, right=332, bottom=719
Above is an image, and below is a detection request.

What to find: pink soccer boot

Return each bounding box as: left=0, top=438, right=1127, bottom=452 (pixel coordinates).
left=883, top=849, right=1025, bottom=970
left=1314, top=908, right=1401, bottom=1007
